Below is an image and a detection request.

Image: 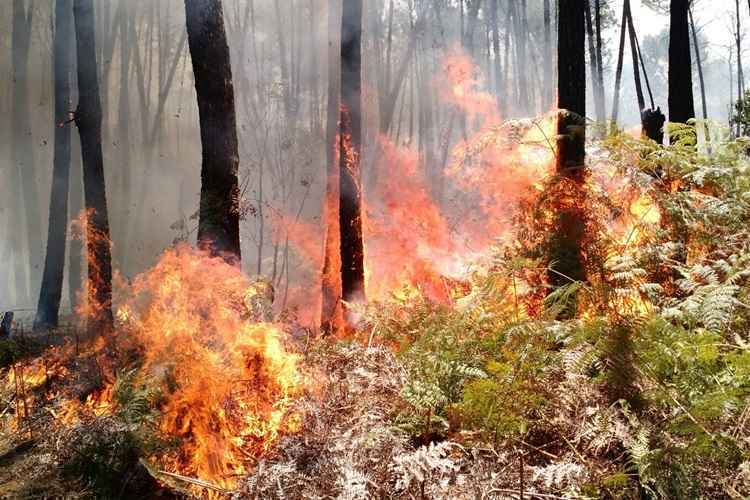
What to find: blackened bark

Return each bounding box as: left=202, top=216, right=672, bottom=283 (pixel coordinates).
left=12, top=0, right=43, bottom=302
left=73, top=0, right=114, bottom=336
left=557, top=1, right=586, bottom=178
left=552, top=0, right=587, bottom=307
left=594, top=0, right=605, bottom=118
left=35, top=0, right=75, bottom=331
left=611, top=0, right=627, bottom=127
left=339, top=0, right=366, bottom=303
left=321, top=0, right=343, bottom=332
left=184, top=0, right=242, bottom=262
left=625, top=1, right=645, bottom=112
left=668, top=0, right=695, bottom=124
left=584, top=0, right=604, bottom=123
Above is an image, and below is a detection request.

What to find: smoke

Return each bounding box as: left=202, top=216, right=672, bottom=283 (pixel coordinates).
left=0, top=0, right=738, bottom=323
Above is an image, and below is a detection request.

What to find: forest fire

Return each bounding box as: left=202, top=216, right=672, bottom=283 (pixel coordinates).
left=114, top=245, right=301, bottom=489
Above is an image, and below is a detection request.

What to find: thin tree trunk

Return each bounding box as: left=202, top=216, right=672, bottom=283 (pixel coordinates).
left=490, top=0, right=502, bottom=111
left=339, top=0, right=366, bottom=304
left=668, top=0, right=695, bottom=125
left=594, top=0, right=605, bottom=119
left=35, top=0, right=75, bottom=331
left=736, top=0, right=745, bottom=100
left=689, top=8, right=710, bottom=143
left=184, top=0, right=242, bottom=262
left=610, top=0, right=627, bottom=128
left=626, top=0, right=645, bottom=112
left=584, top=0, right=604, bottom=122
left=543, top=0, right=553, bottom=109
left=73, top=0, right=114, bottom=336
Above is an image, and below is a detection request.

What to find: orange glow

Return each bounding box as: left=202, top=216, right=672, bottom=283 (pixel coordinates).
left=116, top=245, right=301, bottom=490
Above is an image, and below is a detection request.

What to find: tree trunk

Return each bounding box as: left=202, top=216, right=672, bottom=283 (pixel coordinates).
left=689, top=8, right=710, bottom=143
left=594, top=0, right=605, bottom=119
left=557, top=2, right=586, bottom=178
left=73, top=0, right=114, bottom=336
left=610, top=0, right=627, bottom=128
left=551, top=0, right=587, bottom=308
left=184, top=0, right=242, bottom=262
left=339, top=0, right=366, bottom=303
left=35, top=0, right=75, bottom=331
left=625, top=0, right=645, bottom=112
left=736, top=0, right=745, bottom=101
left=668, top=0, right=695, bottom=125
left=12, top=0, right=43, bottom=303
left=543, top=0, right=553, bottom=109
left=321, top=0, right=343, bottom=333
left=584, top=0, right=604, bottom=123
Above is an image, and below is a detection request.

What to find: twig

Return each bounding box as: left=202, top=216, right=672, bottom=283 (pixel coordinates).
left=483, top=489, right=591, bottom=500
left=156, top=470, right=229, bottom=493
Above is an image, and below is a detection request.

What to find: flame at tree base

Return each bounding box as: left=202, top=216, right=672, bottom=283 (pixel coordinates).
left=116, top=245, right=302, bottom=490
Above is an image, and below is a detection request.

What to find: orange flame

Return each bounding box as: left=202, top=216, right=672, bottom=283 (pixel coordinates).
left=116, top=245, right=301, bottom=489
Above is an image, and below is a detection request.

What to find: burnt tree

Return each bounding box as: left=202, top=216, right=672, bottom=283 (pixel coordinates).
left=339, top=0, right=366, bottom=303
left=184, top=0, right=242, bottom=262
left=668, top=0, right=695, bottom=125
left=551, top=0, right=587, bottom=308
left=35, top=0, right=75, bottom=331
left=322, top=0, right=343, bottom=332
left=73, top=0, right=114, bottom=336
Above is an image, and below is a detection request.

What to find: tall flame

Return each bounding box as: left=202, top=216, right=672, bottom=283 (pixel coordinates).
left=117, top=245, right=301, bottom=489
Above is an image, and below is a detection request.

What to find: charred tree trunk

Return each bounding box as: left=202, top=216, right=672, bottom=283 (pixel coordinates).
left=321, top=0, right=343, bottom=333
left=594, top=0, right=605, bottom=119
left=557, top=2, right=586, bottom=178
left=668, top=0, right=695, bottom=125
left=625, top=0, right=645, bottom=113
left=611, top=0, right=627, bottom=128
left=35, top=0, right=75, bottom=331
left=339, top=0, right=366, bottom=303
left=584, top=0, right=604, bottom=123
left=184, top=0, right=242, bottom=262
left=12, top=0, right=42, bottom=303
left=551, top=0, right=587, bottom=310
left=73, top=0, right=114, bottom=336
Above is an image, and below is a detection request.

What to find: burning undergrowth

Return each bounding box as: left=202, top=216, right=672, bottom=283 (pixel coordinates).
left=1, top=246, right=303, bottom=497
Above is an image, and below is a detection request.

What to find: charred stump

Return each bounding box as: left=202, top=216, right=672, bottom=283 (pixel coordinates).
left=642, top=107, right=666, bottom=145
